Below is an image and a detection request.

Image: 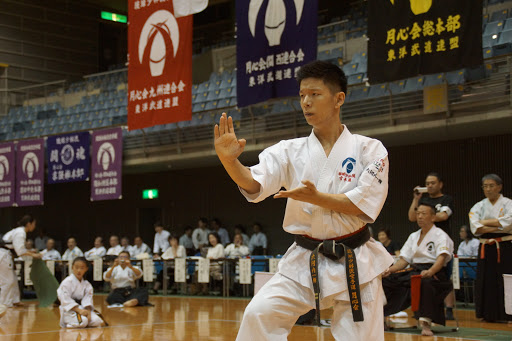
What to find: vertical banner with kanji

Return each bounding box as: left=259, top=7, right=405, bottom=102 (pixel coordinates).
left=236, top=0, right=318, bottom=107
left=128, top=0, right=193, bottom=130
left=368, top=0, right=482, bottom=83
left=91, top=127, right=122, bottom=201
left=47, top=132, right=90, bottom=184
left=16, top=139, right=44, bottom=207
left=0, top=142, right=15, bottom=207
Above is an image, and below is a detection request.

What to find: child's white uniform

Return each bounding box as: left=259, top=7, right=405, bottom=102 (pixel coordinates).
left=57, top=274, right=102, bottom=328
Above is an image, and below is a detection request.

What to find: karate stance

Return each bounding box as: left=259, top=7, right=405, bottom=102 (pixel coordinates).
left=57, top=257, right=104, bottom=328
left=214, top=61, right=393, bottom=340
left=1, top=215, right=41, bottom=307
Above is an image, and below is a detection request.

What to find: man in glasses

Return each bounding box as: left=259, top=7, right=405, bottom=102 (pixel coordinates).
left=469, top=174, right=512, bottom=322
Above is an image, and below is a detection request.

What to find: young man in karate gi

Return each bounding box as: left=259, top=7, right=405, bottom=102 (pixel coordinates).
left=214, top=60, right=393, bottom=340
left=57, top=257, right=104, bottom=328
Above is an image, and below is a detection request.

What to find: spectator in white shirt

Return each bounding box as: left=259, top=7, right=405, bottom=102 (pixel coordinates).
left=106, top=235, right=123, bottom=256
left=120, top=237, right=132, bottom=256
left=84, top=237, right=107, bottom=261
left=248, top=223, right=268, bottom=255
left=192, top=217, right=211, bottom=250
left=161, top=235, right=186, bottom=260
left=179, top=226, right=195, bottom=256
left=225, top=233, right=250, bottom=258
left=41, top=238, right=62, bottom=261
left=234, top=224, right=250, bottom=247
left=197, top=232, right=225, bottom=295
left=130, top=236, right=152, bottom=258
left=34, top=229, right=48, bottom=251
left=62, top=237, right=84, bottom=261
left=211, top=218, right=230, bottom=245
left=457, top=225, right=479, bottom=257
left=153, top=222, right=171, bottom=257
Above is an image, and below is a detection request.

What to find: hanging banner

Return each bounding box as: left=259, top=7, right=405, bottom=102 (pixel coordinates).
left=198, top=258, right=210, bottom=283
left=47, top=132, right=90, bottom=184
left=368, top=0, right=483, bottom=83
left=174, top=258, right=186, bottom=283
left=0, top=142, right=15, bottom=207
left=16, top=138, right=44, bottom=207
left=236, top=0, right=318, bottom=107
left=128, top=0, right=193, bottom=130
left=143, top=259, right=154, bottom=282
left=91, top=127, right=122, bottom=201
left=93, top=258, right=103, bottom=282
left=239, top=258, right=252, bottom=285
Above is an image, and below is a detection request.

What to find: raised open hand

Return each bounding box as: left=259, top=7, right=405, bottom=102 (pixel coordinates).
left=273, top=180, right=319, bottom=204
left=214, top=112, right=246, bottom=162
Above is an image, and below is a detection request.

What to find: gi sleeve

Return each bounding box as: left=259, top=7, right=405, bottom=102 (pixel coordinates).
left=57, top=279, right=79, bottom=312
left=131, top=266, right=143, bottom=280
left=435, top=232, right=453, bottom=264
left=498, top=199, right=512, bottom=229
left=12, top=230, right=28, bottom=257
left=469, top=202, right=484, bottom=236
left=239, top=141, right=288, bottom=203
left=345, top=140, right=389, bottom=222
left=81, top=282, right=95, bottom=309
left=103, top=267, right=114, bottom=282
left=399, top=234, right=414, bottom=264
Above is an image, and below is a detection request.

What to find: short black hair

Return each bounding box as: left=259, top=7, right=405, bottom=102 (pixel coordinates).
left=418, top=203, right=436, bottom=215
left=119, top=251, right=131, bottom=257
left=72, top=256, right=89, bottom=267
left=184, top=225, right=193, bottom=232
left=426, top=172, right=443, bottom=183
left=199, top=217, right=208, bottom=225
left=296, top=60, right=347, bottom=94
left=208, top=232, right=221, bottom=246
left=154, top=221, right=163, bottom=228
left=378, top=228, right=391, bottom=238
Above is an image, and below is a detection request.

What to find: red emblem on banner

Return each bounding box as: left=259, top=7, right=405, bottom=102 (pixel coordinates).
left=128, top=0, right=192, bottom=130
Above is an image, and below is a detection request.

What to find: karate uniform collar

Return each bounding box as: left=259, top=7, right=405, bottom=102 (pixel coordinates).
left=486, top=194, right=504, bottom=206
left=70, top=273, right=86, bottom=284
left=308, top=124, right=350, bottom=160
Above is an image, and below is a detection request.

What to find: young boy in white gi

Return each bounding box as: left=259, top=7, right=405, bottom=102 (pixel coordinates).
left=214, top=61, right=393, bottom=340
left=57, top=257, right=104, bottom=328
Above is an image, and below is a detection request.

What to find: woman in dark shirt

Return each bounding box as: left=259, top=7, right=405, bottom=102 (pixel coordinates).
left=378, top=228, right=400, bottom=256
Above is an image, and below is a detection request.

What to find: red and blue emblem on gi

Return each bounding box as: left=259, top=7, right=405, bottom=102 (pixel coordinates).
left=339, top=157, right=356, bottom=182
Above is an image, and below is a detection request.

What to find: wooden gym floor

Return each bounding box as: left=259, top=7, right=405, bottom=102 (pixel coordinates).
left=1, top=295, right=511, bottom=340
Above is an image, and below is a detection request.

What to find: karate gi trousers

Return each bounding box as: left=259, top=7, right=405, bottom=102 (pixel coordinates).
left=236, top=273, right=385, bottom=341
left=0, top=249, right=20, bottom=307
left=60, top=305, right=103, bottom=328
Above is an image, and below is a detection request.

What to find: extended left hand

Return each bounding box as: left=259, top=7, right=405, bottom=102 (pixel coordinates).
left=273, top=180, right=319, bottom=204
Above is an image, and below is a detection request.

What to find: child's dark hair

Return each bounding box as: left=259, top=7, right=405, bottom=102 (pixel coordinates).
left=72, top=256, right=89, bottom=267
left=119, top=251, right=131, bottom=257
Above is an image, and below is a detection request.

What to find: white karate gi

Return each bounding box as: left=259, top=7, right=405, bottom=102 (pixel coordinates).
left=106, top=245, right=123, bottom=256
left=57, top=274, right=103, bottom=328
left=130, top=243, right=152, bottom=258
left=153, top=230, right=171, bottom=254
left=192, top=228, right=211, bottom=249
left=103, top=265, right=142, bottom=289
left=400, top=225, right=454, bottom=265
left=469, top=195, right=512, bottom=236
left=225, top=244, right=250, bottom=258
left=84, top=247, right=106, bottom=261
left=457, top=239, right=480, bottom=257
left=41, top=248, right=62, bottom=261
left=237, top=126, right=393, bottom=340
left=62, top=247, right=84, bottom=261
left=161, top=245, right=186, bottom=260
left=0, top=227, right=27, bottom=306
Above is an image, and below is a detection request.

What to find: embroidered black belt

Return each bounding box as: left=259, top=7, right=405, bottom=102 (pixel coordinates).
left=295, top=225, right=370, bottom=326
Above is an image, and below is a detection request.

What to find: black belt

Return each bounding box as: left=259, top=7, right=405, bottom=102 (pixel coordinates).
left=295, top=225, right=370, bottom=325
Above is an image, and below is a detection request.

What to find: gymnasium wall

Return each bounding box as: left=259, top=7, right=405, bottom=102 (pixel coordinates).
left=0, top=133, right=510, bottom=254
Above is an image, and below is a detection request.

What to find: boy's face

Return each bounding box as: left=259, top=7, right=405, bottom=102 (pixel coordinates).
left=299, top=78, right=344, bottom=129
left=72, top=261, right=88, bottom=280
left=67, top=238, right=76, bottom=250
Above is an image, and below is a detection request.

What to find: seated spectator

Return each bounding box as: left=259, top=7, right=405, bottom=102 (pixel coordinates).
left=161, top=235, right=186, bottom=260
left=35, top=229, right=48, bottom=251
left=62, top=237, right=84, bottom=262
left=106, top=235, right=123, bottom=256
left=248, top=223, right=267, bottom=255
left=457, top=225, right=479, bottom=257
left=192, top=217, right=211, bottom=251
left=211, top=218, right=230, bottom=245
left=25, top=239, right=37, bottom=252
left=234, top=224, right=250, bottom=246
left=103, top=251, right=148, bottom=307
left=41, top=238, right=62, bottom=261
left=225, top=233, right=250, bottom=258
left=153, top=222, right=170, bottom=258
left=120, top=237, right=132, bottom=255
left=383, top=204, right=454, bottom=336
left=377, top=228, right=400, bottom=256
left=197, top=232, right=225, bottom=295
left=179, top=226, right=195, bottom=256
left=84, top=237, right=107, bottom=261
left=130, top=236, right=152, bottom=259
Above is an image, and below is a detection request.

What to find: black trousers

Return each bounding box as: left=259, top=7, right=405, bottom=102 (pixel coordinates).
left=383, top=264, right=452, bottom=325
left=106, top=286, right=149, bottom=306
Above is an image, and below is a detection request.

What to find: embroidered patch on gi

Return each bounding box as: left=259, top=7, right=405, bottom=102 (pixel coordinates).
left=426, top=241, right=435, bottom=255
left=339, top=157, right=356, bottom=182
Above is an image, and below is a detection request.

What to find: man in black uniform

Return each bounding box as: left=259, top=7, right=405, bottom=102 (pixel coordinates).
left=408, top=172, right=455, bottom=319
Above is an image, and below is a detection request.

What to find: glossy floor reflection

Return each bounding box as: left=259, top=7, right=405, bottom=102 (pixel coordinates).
left=0, top=296, right=509, bottom=340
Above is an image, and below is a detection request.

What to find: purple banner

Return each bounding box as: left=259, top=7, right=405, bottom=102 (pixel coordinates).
left=16, top=139, right=44, bottom=207
left=47, top=132, right=90, bottom=184
left=91, top=127, right=122, bottom=201
left=0, top=142, right=15, bottom=207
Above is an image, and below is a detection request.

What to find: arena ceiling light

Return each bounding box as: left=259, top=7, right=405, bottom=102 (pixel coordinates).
left=101, top=11, right=127, bottom=23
